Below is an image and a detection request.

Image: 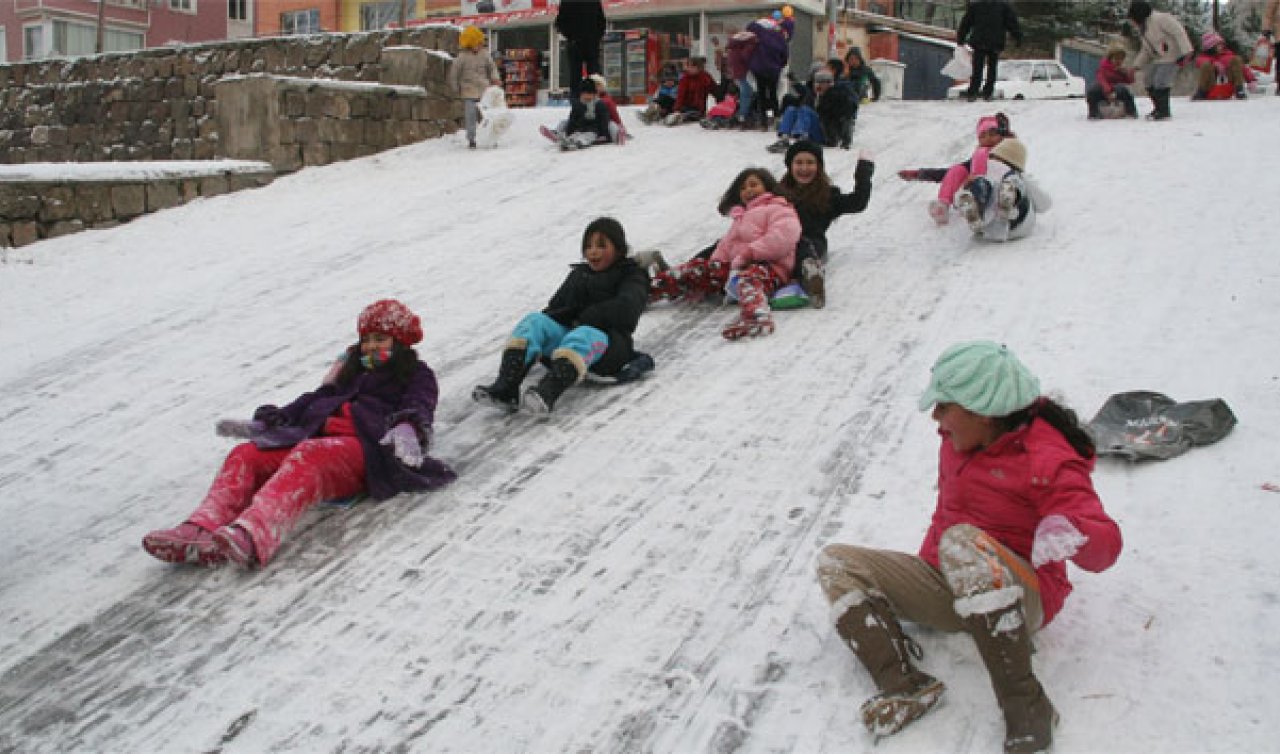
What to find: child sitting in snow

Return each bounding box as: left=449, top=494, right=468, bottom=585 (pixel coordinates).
left=649, top=167, right=801, bottom=339
left=638, top=66, right=680, bottom=124
left=142, top=300, right=455, bottom=569
left=666, top=56, right=719, bottom=125
left=700, top=82, right=740, bottom=129
left=541, top=78, right=614, bottom=150
left=898, top=113, right=1012, bottom=225
left=473, top=217, right=650, bottom=414
left=1087, top=44, right=1139, bottom=119
left=1193, top=30, right=1256, bottom=99
left=952, top=137, right=1050, bottom=242
left=588, top=73, right=629, bottom=144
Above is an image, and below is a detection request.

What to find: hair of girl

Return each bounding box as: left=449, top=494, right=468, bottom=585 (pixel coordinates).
left=581, top=216, right=630, bottom=257
left=994, top=397, right=1097, bottom=460
left=718, top=167, right=780, bottom=216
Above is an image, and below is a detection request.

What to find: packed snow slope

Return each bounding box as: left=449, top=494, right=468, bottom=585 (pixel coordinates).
left=1, top=95, right=1277, bottom=754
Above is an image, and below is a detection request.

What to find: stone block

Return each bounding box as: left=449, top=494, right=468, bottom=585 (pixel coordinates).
left=11, top=221, right=40, bottom=247
left=198, top=175, right=230, bottom=197
left=301, top=140, right=330, bottom=166
left=111, top=185, right=146, bottom=218
left=47, top=218, right=86, bottom=238
left=146, top=182, right=184, bottom=212
left=0, top=186, right=41, bottom=219
left=39, top=186, right=77, bottom=222
left=74, top=185, right=113, bottom=223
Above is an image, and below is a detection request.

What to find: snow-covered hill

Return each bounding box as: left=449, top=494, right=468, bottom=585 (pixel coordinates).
left=1, top=95, right=1277, bottom=753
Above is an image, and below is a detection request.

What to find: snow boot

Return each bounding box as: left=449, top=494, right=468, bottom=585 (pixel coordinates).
left=1146, top=88, right=1172, bottom=120
left=766, top=137, right=793, bottom=154
left=928, top=199, right=950, bottom=225
left=521, top=350, right=585, bottom=414
left=800, top=257, right=826, bottom=309
left=212, top=523, right=258, bottom=568
left=835, top=593, right=946, bottom=737
left=963, top=599, right=1058, bottom=754
left=955, top=191, right=983, bottom=232
left=722, top=275, right=775, bottom=339
left=649, top=269, right=683, bottom=302
left=142, top=522, right=226, bottom=566
left=473, top=342, right=530, bottom=411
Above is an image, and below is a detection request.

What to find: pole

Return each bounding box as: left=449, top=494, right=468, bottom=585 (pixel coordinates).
left=96, top=0, right=106, bottom=54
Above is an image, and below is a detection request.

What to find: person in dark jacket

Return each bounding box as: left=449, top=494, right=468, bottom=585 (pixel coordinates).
left=746, top=14, right=795, bottom=126
left=556, top=0, right=607, bottom=98
left=956, top=0, right=1023, bottom=101
left=474, top=217, right=649, bottom=413
left=557, top=77, right=614, bottom=149
left=776, top=140, right=874, bottom=308
left=142, top=299, right=456, bottom=569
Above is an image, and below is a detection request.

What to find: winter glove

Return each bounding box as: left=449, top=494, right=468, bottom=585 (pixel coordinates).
left=216, top=419, right=265, bottom=439
left=380, top=423, right=423, bottom=467
left=1030, top=514, right=1088, bottom=568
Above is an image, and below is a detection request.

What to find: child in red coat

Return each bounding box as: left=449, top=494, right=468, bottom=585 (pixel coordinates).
left=1087, top=44, right=1138, bottom=118
left=816, top=341, right=1122, bottom=753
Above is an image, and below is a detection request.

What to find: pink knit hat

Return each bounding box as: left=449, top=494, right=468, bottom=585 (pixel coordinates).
left=1201, top=30, right=1225, bottom=51
left=976, top=115, right=1001, bottom=137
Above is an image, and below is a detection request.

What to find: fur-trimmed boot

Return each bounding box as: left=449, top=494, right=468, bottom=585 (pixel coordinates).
left=835, top=593, right=947, bottom=737
left=521, top=349, right=585, bottom=414
left=963, top=598, right=1058, bottom=754
left=472, top=341, right=530, bottom=411
left=722, top=274, right=775, bottom=339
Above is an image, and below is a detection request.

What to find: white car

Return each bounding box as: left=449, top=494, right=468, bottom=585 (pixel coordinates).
left=947, top=59, right=1086, bottom=100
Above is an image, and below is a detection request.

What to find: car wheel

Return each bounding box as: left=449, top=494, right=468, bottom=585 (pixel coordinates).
left=1013, top=94, right=1024, bottom=100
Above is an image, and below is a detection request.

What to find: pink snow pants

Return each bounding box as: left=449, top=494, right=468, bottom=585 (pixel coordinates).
left=937, top=164, right=970, bottom=205
left=187, top=438, right=366, bottom=565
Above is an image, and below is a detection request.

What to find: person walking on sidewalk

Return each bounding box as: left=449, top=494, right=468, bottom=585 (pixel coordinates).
left=815, top=340, right=1122, bottom=753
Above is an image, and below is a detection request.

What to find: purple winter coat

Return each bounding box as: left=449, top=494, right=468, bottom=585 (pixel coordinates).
left=746, top=18, right=790, bottom=78
left=250, top=359, right=456, bottom=500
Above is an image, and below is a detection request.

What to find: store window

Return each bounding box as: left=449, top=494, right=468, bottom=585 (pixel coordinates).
left=281, top=9, right=322, bottom=34
left=360, top=1, right=401, bottom=31
left=23, top=24, right=45, bottom=60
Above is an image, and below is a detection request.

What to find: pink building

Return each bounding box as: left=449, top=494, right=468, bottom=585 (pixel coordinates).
left=0, top=0, right=244, bottom=63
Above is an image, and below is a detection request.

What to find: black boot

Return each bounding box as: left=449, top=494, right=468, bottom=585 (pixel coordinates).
left=472, top=342, right=530, bottom=411
left=1147, top=88, right=1172, bottom=120
left=521, top=352, right=584, bottom=414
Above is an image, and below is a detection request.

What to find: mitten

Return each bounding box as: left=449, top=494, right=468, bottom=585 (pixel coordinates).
left=380, top=423, right=423, bottom=467
left=216, top=419, right=265, bottom=439
left=1030, top=514, right=1088, bottom=568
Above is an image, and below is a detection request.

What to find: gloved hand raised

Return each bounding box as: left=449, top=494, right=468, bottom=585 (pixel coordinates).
left=380, top=423, right=423, bottom=467
left=1030, top=514, right=1088, bottom=568
left=215, top=419, right=265, bottom=438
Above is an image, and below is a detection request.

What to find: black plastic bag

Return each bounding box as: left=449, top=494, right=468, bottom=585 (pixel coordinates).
left=1087, top=391, right=1237, bottom=461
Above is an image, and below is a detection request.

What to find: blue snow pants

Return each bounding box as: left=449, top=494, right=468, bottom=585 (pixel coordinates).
left=512, top=313, right=609, bottom=368
left=778, top=105, right=824, bottom=143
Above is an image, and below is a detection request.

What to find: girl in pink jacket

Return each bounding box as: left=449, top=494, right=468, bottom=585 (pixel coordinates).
left=650, top=167, right=801, bottom=339
left=897, top=113, right=1012, bottom=225
left=815, top=340, right=1122, bottom=754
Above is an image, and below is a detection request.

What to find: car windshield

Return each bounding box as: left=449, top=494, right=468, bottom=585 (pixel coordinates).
left=998, top=62, right=1033, bottom=81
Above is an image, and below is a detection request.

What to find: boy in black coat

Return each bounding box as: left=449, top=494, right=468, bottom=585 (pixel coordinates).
left=474, top=217, right=649, bottom=414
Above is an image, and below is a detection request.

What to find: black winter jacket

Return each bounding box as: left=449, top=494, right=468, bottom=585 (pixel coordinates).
left=957, top=0, right=1023, bottom=53
left=543, top=258, right=648, bottom=375
left=792, top=159, right=875, bottom=249
left=555, top=0, right=606, bottom=46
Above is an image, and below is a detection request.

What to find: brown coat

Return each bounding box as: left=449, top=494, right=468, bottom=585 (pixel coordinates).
left=1265, top=0, right=1280, bottom=34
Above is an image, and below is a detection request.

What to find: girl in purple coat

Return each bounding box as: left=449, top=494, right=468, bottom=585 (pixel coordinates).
left=142, top=299, right=456, bottom=569
left=816, top=341, right=1122, bottom=753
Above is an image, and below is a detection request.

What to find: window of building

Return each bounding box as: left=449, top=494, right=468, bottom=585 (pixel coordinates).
left=170, top=0, right=196, bottom=14
left=359, top=1, right=401, bottom=31
left=229, top=0, right=248, bottom=21
left=50, top=19, right=144, bottom=57
left=281, top=8, right=321, bottom=34
left=23, top=24, right=44, bottom=60
left=0, top=27, right=7, bottom=63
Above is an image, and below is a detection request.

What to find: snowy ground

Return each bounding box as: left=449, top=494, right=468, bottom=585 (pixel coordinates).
left=1, top=94, right=1278, bottom=754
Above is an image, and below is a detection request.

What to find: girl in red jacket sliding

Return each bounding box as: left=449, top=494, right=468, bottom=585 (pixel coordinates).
left=815, top=340, right=1122, bottom=754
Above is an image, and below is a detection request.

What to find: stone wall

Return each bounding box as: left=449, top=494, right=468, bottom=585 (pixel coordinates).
left=1, top=163, right=275, bottom=247
left=0, top=28, right=461, bottom=168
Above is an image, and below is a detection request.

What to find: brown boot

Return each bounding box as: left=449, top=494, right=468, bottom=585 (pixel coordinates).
left=963, top=599, right=1058, bottom=754
left=835, top=594, right=946, bottom=737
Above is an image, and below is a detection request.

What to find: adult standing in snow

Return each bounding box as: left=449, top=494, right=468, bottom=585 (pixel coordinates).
left=956, top=0, right=1023, bottom=101
left=142, top=300, right=456, bottom=569
left=1126, top=0, right=1194, bottom=120
left=815, top=341, right=1122, bottom=753
left=1265, top=0, right=1280, bottom=93
left=556, top=0, right=607, bottom=98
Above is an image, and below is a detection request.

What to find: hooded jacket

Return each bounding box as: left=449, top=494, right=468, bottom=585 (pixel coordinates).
left=918, top=417, right=1122, bottom=625
left=251, top=360, right=456, bottom=500
left=710, top=192, right=802, bottom=281
left=746, top=17, right=791, bottom=78
left=543, top=257, right=648, bottom=375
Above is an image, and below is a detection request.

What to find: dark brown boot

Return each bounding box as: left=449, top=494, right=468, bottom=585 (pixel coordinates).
left=963, top=599, right=1058, bottom=754
left=835, top=595, right=946, bottom=737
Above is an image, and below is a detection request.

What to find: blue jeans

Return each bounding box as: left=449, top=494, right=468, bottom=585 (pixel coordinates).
left=512, top=313, right=609, bottom=367
left=777, top=105, right=824, bottom=143
left=735, top=77, right=755, bottom=121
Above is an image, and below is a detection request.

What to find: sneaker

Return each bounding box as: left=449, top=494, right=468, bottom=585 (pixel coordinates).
left=766, top=137, right=792, bottom=154
left=212, top=524, right=258, bottom=568
left=800, top=257, right=826, bottom=309
left=142, top=522, right=226, bottom=566
left=954, top=191, right=983, bottom=232
left=996, top=181, right=1019, bottom=220
left=927, top=199, right=950, bottom=226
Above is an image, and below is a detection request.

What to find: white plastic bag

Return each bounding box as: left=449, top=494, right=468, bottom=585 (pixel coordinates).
left=941, top=46, right=972, bottom=80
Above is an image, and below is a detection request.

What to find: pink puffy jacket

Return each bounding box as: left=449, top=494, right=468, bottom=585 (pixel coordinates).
left=918, top=417, right=1123, bottom=625
left=710, top=192, right=801, bottom=281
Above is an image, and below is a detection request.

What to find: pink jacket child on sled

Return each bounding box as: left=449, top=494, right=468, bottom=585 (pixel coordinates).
left=142, top=299, right=456, bottom=569
left=650, top=167, right=801, bottom=339
left=897, top=113, right=1013, bottom=225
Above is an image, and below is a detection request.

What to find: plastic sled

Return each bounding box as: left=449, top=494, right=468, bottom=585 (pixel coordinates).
left=1203, top=82, right=1236, bottom=100
left=1096, top=100, right=1129, bottom=119
left=584, top=352, right=655, bottom=385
